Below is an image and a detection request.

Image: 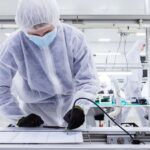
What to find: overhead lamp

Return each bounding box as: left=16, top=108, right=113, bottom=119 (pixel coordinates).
left=136, top=33, right=146, bottom=36
left=98, top=38, right=111, bottom=42
left=143, top=24, right=150, bottom=28
left=98, top=71, right=132, bottom=76
left=5, top=33, right=11, bottom=37
left=0, top=24, right=18, bottom=29
left=93, top=52, right=121, bottom=56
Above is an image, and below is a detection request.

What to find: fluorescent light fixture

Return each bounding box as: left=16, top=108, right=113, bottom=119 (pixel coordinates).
left=98, top=38, right=111, bottom=42
left=98, top=71, right=132, bottom=76
left=94, top=52, right=121, bottom=56
left=143, top=24, right=150, bottom=28
left=5, top=33, right=11, bottom=37
left=98, top=74, right=111, bottom=83
left=136, top=33, right=146, bottom=36
left=1, top=24, right=18, bottom=29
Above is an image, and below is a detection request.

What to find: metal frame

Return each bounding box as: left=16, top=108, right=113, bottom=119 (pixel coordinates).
left=0, top=127, right=149, bottom=149
left=146, top=28, right=150, bottom=126
left=0, top=15, right=150, bottom=24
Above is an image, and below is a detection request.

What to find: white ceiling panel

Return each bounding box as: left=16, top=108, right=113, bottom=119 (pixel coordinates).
left=0, top=0, right=148, bottom=16
left=57, top=0, right=146, bottom=15
left=0, top=0, right=18, bottom=15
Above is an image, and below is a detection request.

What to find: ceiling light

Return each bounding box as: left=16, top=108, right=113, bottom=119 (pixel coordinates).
left=93, top=52, right=121, bottom=56
left=136, top=33, right=146, bottom=36
left=98, top=71, right=132, bottom=76
left=98, top=38, right=111, bottom=42
left=5, top=33, right=11, bottom=37
left=1, top=24, right=18, bottom=29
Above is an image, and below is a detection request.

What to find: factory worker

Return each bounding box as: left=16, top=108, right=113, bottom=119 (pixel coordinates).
left=122, top=40, right=146, bottom=126
left=0, top=0, right=99, bottom=129
left=124, top=40, right=145, bottom=102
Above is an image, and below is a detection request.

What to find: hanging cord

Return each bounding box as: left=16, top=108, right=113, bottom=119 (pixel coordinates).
left=122, top=35, right=130, bottom=91
left=123, top=35, right=128, bottom=71
left=112, top=33, right=123, bottom=69
left=67, top=98, right=141, bottom=144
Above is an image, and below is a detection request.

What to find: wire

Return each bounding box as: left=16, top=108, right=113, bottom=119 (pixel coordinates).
left=71, top=98, right=134, bottom=140
left=112, top=33, right=123, bottom=69
left=123, top=36, right=128, bottom=71
left=122, top=35, right=130, bottom=91
left=103, top=31, right=123, bottom=71
left=105, top=50, right=109, bottom=68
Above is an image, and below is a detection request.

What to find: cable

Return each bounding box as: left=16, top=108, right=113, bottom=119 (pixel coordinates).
left=121, top=35, right=131, bottom=95
left=105, top=50, right=109, bottom=68
left=68, top=98, right=141, bottom=144
left=73, top=98, right=133, bottom=140
left=123, top=35, right=128, bottom=71
left=112, top=33, right=123, bottom=69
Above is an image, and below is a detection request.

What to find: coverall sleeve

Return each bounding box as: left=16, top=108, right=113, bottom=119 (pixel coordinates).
left=73, top=34, right=99, bottom=106
left=0, top=48, right=24, bottom=124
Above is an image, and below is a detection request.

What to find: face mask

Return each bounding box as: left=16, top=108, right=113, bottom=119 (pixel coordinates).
left=27, top=28, right=57, bottom=47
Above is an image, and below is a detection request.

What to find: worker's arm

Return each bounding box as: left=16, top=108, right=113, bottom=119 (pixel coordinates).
left=63, top=32, right=99, bottom=129
left=72, top=33, right=99, bottom=106
left=0, top=48, right=24, bottom=124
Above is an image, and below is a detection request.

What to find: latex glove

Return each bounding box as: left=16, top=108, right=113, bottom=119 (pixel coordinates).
left=64, top=106, right=85, bottom=130
left=17, top=114, right=44, bottom=127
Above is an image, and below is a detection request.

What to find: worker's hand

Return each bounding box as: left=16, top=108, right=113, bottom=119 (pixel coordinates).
left=17, top=114, right=44, bottom=127
left=63, top=106, right=85, bottom=130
